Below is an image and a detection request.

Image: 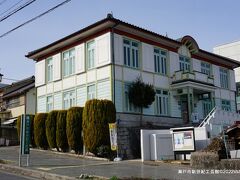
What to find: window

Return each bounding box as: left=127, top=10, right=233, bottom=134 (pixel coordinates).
left=124, top=84, right=140, bottom=112
left=220, top=68, right=228, bottom=89
left=154, top=48, right=167, bottom=75
left=46, top=96, right=53, bottom=112
left=87, top=84, right=96, bottom=100
left=87, top=41, right=95, bottom=69
left=63, top=90, right=76, bottom=109
left=6, top=97, right=21, bottom=108
left=47, top=58, right=53, bottom=82
left=201, top=62, right=211, bottom=76
left=123, top=39, right=139, bottom=68
left=156, top=89, right=169, bottom=116
left=221, top=100, right=231, bottom=111
left=179, top=56, right=190, bottom=71
left=63, top=49, right=75, bottom=77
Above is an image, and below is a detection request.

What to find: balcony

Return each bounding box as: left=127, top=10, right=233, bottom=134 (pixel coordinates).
left=171, top=70, right=214, bottom=85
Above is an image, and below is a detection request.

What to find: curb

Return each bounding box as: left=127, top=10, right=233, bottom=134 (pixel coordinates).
left=0, top=163, right=76, bottom=180
left=32, top=148, right=110, bottom=162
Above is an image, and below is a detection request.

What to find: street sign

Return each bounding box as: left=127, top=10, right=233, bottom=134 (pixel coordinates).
left=20, top=114, right=31, bottom=155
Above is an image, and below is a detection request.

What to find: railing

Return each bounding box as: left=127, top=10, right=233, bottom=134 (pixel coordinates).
left=172, top=70, right=214, bottom=85
left=199, top=106, right=217, bottom=127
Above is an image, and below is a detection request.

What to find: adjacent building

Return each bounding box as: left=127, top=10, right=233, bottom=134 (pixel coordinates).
left=213, top=41, right=240, bottom=111
left=26, top=15, right=240, bottom=129
left=0, top=76, right=36, bottom=125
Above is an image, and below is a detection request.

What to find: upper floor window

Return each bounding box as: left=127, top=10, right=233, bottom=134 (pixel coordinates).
left=123, top=39, right=139, bottom=68
left=47, top=58, right=53, bottom=82
left=220, top=68, right=228, bottom=89
left=154, top=48, right=167, bottom=75
left=221, top=100, right=231, bottom=111
left=155, top=89, right=169, bottom=116
left=201, top=62, right=211, bottom=76
left=87, top=84, right=96, bottom=100
left=179, top=56, right=190, bottom=72
left=63, top=90, right=75, bottom=109
left=87, top=41, right=95, bottom=69
left=63, top=49, right=75, bottom=77
left=46, top=95, right=53, bottom=112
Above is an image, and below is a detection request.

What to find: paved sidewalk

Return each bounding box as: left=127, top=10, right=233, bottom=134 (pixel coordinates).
left=0, top=146, right=239, bottom=180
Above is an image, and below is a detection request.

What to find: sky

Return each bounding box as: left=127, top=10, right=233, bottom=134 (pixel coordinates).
left=0, top=0, right=240, bottom=84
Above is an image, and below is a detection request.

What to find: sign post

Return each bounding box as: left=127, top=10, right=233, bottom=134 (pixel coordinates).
left=19, top=114, right=31, bottom=167
left=109, top=122, right=122, bottom=161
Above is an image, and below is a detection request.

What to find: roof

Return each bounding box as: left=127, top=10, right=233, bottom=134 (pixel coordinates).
left=3, top=76, right=35, bottom=99
left=26, top=14, right=240, bottom=69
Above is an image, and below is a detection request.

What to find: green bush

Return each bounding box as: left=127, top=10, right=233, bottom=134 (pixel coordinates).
left=82, top=99, right=116, bottom=154
left=46, top=110, right=59, bottom=150
left=34, top=113, right=48, bottom=149
left=66, top=107, right=83, bottom=154
left=56, top=110, right=68, bottom=152
left=205, top=137, right=227, bottom=159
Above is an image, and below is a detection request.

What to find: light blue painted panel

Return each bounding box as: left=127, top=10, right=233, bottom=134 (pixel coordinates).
left=115, top=80, right=123, bottom=112
left=77, top=86, right=87, bottom=107
left=37, top=96, right=46, bottom=113
left=97, top=80, right=111, bottom=100
left=231, top=100, right=236, bottom=112
left=143, top=104, right=154, bottom=115
left=54, top=92, right=62, bottom=110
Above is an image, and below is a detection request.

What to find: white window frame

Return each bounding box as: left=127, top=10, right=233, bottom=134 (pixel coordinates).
left=63, top=49, right=75, bottom=77
left=221, top=99, right=231, bottom=111
left=154, top=48, right=167, bottom=75
left=46, top=95, right=53, bottom=112
left=47, top=57, right=53, bottom=82
left=155, top=89, right=169, bottom=116
left=201, top=62, right=211, bottom=76
left=87, top=41, right=95, bottom=69
left=220, top=68, right=229, bottom=89
left=63, top=90, right=76, bottom=110
left=123, top=39, right=139, bottom=69
left=179, top=56, right=190, bottom=72
left=87, top=84, right=96, bottom=100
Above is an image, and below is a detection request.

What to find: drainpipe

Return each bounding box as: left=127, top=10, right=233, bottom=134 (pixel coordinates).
left=110, top=17, right=119, bottom=106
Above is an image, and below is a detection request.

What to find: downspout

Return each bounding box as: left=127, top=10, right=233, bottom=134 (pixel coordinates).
left=110, top=19, right=119, bottom=106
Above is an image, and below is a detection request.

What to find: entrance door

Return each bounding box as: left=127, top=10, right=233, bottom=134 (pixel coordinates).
left=203, top=99, right=212, bottom=118
left=181, top=101, right=189, bottom=123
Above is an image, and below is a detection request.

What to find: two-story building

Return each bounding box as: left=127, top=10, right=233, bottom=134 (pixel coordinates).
left=26, top=15, right=240, bottom=157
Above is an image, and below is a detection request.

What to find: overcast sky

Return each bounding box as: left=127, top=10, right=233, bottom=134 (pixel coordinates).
left=0, top=0, right=240, bottom=84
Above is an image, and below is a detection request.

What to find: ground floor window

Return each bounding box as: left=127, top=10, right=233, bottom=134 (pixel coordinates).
left=124, top=84, right=140, bottom=112
left=63, top=90, right=76, bottom=109
left=46, top=95, right=53, bottom=112
left=221, top=100, right=231, bottom=111
left=155, top=89, right=169, bottom=116
left=87, top=84, right=96, bottom=100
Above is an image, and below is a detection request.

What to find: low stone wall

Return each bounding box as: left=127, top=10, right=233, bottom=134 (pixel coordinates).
left=116, top=113, right=183, bottom=159
left=191, top=151, right=240, bottom=169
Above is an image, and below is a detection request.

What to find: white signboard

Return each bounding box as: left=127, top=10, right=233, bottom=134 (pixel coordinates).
left=173, top=130, right=195, bottom=151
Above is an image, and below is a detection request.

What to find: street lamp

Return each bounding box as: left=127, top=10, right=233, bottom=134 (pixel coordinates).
left=0, top=73, right=3, bottom=82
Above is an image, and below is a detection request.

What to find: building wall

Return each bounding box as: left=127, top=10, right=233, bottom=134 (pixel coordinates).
left=36, top=33, right=112, bottom=112
left=26, top=88, right=36, bottom=115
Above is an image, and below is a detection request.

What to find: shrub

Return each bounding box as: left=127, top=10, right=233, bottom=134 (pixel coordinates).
left=191, top=151, right=219, bottom=169
left=46, top=110, right=59, bottom=150
left=66, top=107, right=83, bottom=154
left=56, top=110, right=68, bottom=152
left=34, top=113, right=48, bottom=149
left=82, top=99, right=116, bottom=154
left=205, top=137, right=227, bottom=159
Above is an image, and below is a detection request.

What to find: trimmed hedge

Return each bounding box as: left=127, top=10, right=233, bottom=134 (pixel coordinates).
left=34, top=113, right=48, bottom=149
left=66, top=107, right=83, bottom=153
left=56, top=110, right=68, bottom=152
left=82, top=99, right=116, bottom=153
left=46, top=110, right=59, bottom=150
